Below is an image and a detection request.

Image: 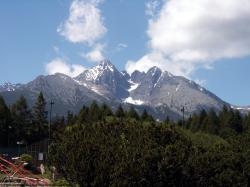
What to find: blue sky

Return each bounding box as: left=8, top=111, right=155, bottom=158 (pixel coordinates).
left=0, top=0, right=250, bottom=106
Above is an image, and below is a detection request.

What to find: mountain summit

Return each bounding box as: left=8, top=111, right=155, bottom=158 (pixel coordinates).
left=75, top=59, right=129, bottom=99
left=0, top=60, right=230, bottom=120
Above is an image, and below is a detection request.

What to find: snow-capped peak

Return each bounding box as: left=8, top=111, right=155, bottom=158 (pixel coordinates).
left=0, top=82, right=21, bottom=92
left=81, top=59, right=118, bottom=82
left=148, top=66, right=162, bottom=77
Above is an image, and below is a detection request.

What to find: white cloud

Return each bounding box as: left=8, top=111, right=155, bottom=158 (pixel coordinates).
left=82, top=43, right=105, bottom=62
left=45, top=58, right=86, bottom=77
left=57, top=0, right=107, bottom=45
left=195, top=79, right=207, bottom=86
left=145, top=0, right=163, bottom=17
left=127, top=0, right=250, bottom=77
left=53, top=46, right=60, bottom=53
left=117, top=43, right=128, bottom=51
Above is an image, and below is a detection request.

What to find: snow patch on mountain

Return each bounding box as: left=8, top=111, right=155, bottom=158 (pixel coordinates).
left=231, top=105, right=250, bottom=111
left=74, top=79, right=105, bottom=97
left=175, top=84, right=181, bottom=92
left=154, top=74, right=163, bottom=87
left=0, top=82, right=21, bottom=92
left=128, top=80, right=139, bottom=92
left=123, top=97, right=144, bottom=105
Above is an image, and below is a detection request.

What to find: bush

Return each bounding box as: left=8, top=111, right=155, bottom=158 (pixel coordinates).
left=20, top=154, right=33, bottom=163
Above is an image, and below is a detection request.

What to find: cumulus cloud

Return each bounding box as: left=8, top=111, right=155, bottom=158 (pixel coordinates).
left=45, top=58, right=86, bottom=77
left=82, top=43, right=105, bottom=62
left=127, top=0, right=250, bottom=77
left=57, top=0, right=107, bottom=45
left=145, top=0, right=163, bottom=17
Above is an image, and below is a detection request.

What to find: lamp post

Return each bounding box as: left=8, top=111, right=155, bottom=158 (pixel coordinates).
left=8, top=125, right=12, bottom=147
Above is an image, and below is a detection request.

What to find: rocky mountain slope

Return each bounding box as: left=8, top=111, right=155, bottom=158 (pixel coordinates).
left=0, top=60, right=233, bottom=120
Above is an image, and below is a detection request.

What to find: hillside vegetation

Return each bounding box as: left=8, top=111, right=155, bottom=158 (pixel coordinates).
left=1, top=93, right=250, bottom=186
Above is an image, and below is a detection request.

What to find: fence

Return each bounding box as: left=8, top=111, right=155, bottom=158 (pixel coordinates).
left=0, top=139, right=48, bottom=165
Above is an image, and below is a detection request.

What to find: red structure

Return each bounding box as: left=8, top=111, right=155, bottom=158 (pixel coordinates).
left=0, top=156, right=49, bottom=186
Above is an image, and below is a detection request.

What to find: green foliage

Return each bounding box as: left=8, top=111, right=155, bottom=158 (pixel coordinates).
left=20, top=153, right=33, bottom=163
left=48, top=115, right=250, bottom=186
left=11, top=95, right=32, bottom=144
left=115, top=104, right=125, bottom=118
left=141, top=109, right=154, bottom=122
left=0, top=95, right=12, bottom=146
left=127, top=106, right=139, bottom=120
left=2, top=94, right=250, bottom=186
left=0, top=93, right=49, bottom=146
left=186, top=106, right=244, bottom=135
left=32, top=92, right=48, bottom=140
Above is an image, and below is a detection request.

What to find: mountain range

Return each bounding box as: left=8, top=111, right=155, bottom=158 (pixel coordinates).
left=0, top=60, right=248, bottom=120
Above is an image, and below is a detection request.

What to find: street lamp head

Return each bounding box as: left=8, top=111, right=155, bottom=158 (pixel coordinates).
left=17, top=141, right=24, bottom=145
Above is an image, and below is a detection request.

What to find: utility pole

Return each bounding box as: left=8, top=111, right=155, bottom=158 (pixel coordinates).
left=8, top=125, right=11, bottom=147
left=48, top=100, right=54, bottom=157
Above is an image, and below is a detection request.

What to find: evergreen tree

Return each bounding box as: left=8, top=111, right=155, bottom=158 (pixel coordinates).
left=32, top=92, right=48, bottom=138
left=100, top=103, right=113, bottom=118
left=11, top=95, right=32, bottom=143
left=0, top=95, right=12, bottom=146
left=218, top=105, right=230, bottom=128
left=141, top=109, right=149, bottom=121
left=127, top=106, right=139, bottom=120
left=231, top=110, right=243, bottom=133
left=243, top=112, right=250, bottom=131
left=189, top=113, right=199, bottom=131
left=203, top=109, right=219, bottom=134
left=164, top=116, right=170, bottom=124
left=141, top=109, right=154, bottom=122
left=89, top=101, right=101, bottom=121
left=78, top=106, right=89, bottom=124
left=199, top=109, right=207, bottom=126
left=115, top=105, right=125, bottom=118
left=66, top=111, right=76, bottom=125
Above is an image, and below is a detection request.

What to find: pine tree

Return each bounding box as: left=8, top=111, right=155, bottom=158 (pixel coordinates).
left=231, top=110, right=243, bottom=133
left=78, top=105, right=89, bottom=124
left=127, top=106, right=139, bottom=120
left=243, top=112, right=250, bottom=131
left=67, top=111, right=76, bottom=125
left=164, top=116, right=170, bottom=124
left=199, top=109, right=207, bottom=125
left=190, top=113, right=199, bottom=131
left=11, top=95, right=32, bottom=142
left=0, top=95, right=12, bottom=146
left=140, top=109, right=154, bottom=122
left=218, top=105, right=230, bottom=128
left=89, top=101, right=101, bottom=122
left=141, top=109, right=149, bottom=121
left=100, top=103, right=113, bottom=118
left=115, top=104, right=125, bottom=118
left=32, top=92, right=48, bottom=139
left=204, top=109, right=219, bottom=134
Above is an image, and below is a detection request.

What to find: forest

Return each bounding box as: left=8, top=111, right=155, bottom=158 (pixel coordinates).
left=1, top=93, right=250, bottom=186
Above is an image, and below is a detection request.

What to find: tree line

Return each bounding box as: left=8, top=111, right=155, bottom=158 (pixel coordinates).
left=0, top=93, right=154, bottom=147
left=0, top=93, right=47, bottom=146
left=182, top=106, right=250, bottom=136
